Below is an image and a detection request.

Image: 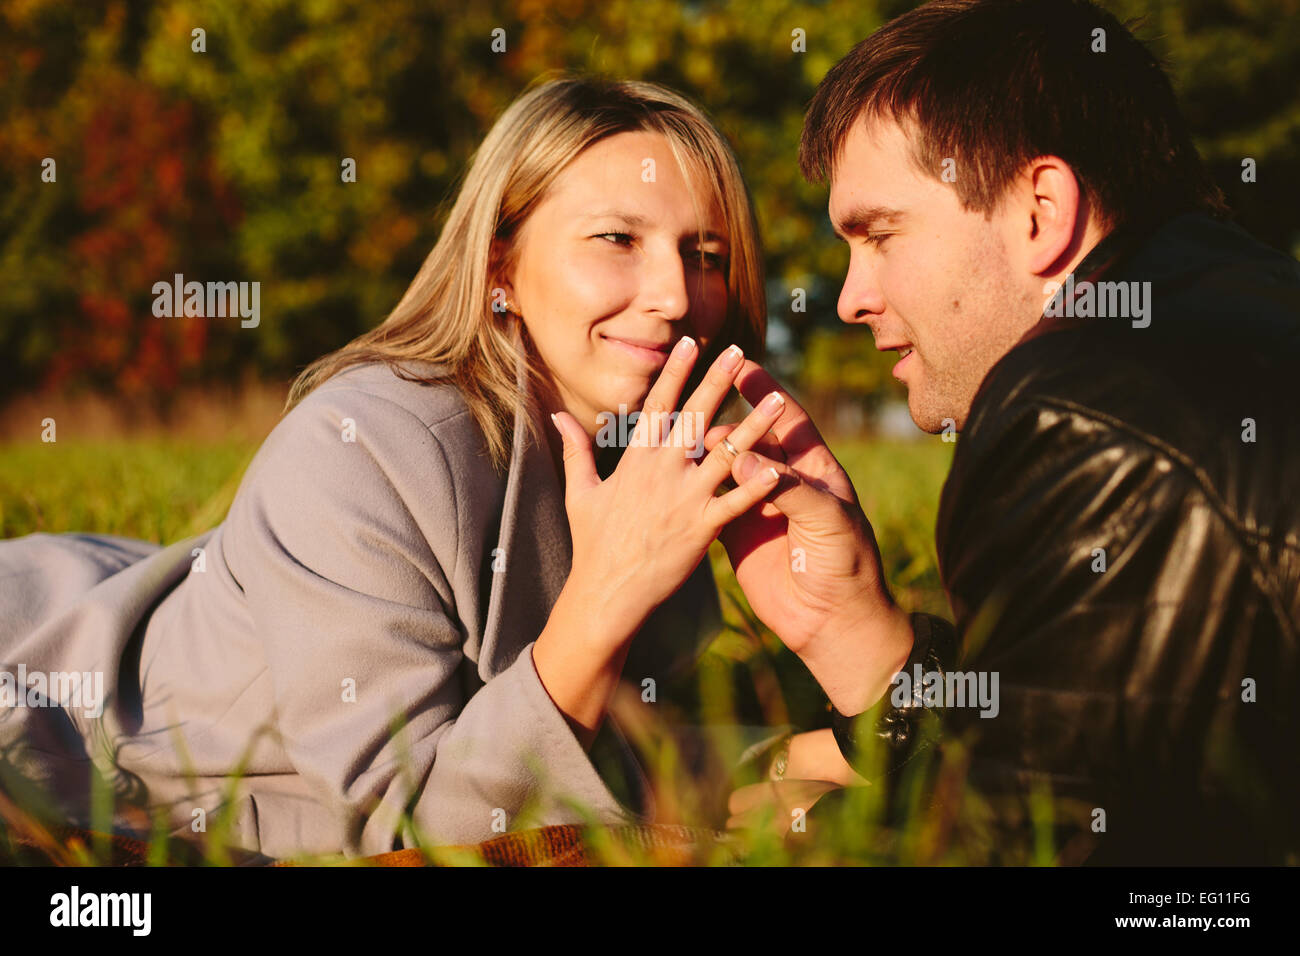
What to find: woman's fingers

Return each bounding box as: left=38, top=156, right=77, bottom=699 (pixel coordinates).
left=696, top=389, right=789, bottom=489
left=550, top=411, right=600, bottom=496
left=669, top=343, right=746, bottom=456
left=705, top=423, right=786, bottom=461
left=629, top=335, right=699, bottom=450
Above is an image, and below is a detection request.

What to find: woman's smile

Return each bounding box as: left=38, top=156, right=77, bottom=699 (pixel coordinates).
left=599, top=331, right=677, bottom=370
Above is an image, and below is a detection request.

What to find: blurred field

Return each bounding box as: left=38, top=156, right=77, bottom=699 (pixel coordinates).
left=0, top=418, right=992, bottom=865
left=1, top=422, right=953, bottom=605
left=0, top=420, right=953, bottom=724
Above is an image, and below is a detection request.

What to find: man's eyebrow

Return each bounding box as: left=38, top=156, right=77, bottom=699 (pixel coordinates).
left=831, top=204, right=906, bottom=240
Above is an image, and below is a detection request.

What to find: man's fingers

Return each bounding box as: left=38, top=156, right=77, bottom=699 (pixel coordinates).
left=731, top=359, right=831, bottom=454
left=726, top=780, right=842, bottom=834
left=708, top=456, right=781, bottom=524
left=704, top=422, right=739, bottom=449
left=721, top=449, right=841, bottom=525
left=550, top=411, right=600, bottom=495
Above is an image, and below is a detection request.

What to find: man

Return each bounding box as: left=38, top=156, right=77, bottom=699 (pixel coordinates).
left=708, top=0, right=1300, bottom=864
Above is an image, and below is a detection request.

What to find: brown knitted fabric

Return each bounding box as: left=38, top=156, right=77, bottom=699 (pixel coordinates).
left=0, top=821, right=741, bottom=867
left=349, top=824, right=742, bottom=867
left=0, top=820, right=263, bottom=866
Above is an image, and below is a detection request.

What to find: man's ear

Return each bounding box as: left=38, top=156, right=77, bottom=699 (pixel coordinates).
left=1019, top=156, right=1083, bottom=275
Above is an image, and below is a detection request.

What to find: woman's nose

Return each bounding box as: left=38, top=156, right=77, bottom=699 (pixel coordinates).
left=641, top=244, right=691, bottom=321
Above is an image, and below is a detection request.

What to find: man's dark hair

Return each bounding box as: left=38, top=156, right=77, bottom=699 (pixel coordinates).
left=800, top=0, right=1230, bottom=233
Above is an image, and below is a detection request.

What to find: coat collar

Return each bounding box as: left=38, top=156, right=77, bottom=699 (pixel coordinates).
left=476, top=331, right=658, bottom=817
left=478, top=328, right=572, bottom=680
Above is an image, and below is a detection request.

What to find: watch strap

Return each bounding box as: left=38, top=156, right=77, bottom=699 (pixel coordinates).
left=830, top=612, right=958, bottom=780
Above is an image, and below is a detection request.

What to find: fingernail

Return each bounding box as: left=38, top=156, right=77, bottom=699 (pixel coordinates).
left=674, top=336, right=696, bottom=357
left=721, top=344, right=743, bottom=371
left=737, top=452, right=759, bottom=481
left=759, top=390, right=785, bottom=414
left=550, top=412, right=562, bottom=435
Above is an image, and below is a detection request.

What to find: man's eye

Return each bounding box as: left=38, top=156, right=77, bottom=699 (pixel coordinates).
left=865, top=232, right=892, bottom=248
left=595, top=232, right=635, bottom=246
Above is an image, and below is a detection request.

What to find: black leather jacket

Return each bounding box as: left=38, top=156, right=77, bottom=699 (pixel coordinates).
left=919, top=212, right=1300, bottom=864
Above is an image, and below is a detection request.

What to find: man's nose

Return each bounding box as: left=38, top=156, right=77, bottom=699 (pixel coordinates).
left=837, top=249, right=885, bottom=324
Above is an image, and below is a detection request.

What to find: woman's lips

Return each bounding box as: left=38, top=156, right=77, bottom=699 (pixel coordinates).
left=601, top=334, right=673, bottom=369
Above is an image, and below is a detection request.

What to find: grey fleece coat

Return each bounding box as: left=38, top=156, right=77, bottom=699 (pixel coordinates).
left=0, top=350, right=730, bottom=859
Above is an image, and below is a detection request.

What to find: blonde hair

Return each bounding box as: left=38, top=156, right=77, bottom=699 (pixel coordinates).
left=284, top=74, right=768, bottom=474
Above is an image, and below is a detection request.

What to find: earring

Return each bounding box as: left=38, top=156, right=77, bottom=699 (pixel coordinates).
left=493, top=292, right=519, bottom=317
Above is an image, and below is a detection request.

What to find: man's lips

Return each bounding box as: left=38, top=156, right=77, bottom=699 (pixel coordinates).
left=600, top=333, right=675, bottom=369
left=876, top=342, right=915, bottom=378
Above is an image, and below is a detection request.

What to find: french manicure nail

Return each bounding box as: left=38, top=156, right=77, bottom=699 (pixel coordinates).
left=760, top=390, right=785, bottom=414
left=721, top=344, right=743, bottom=371
left=675, top=336, right=696, bottom=357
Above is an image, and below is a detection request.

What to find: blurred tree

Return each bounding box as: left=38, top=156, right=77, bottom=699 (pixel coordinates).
left=0, top=0, right=239, bottom=410
left=1107, top=0, right=1300, bottom=259
left=1, top=0, right=1296, bottom=408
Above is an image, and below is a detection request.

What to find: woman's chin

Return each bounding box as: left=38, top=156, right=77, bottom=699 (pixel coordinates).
left=596, top=386, right=651, bottom=417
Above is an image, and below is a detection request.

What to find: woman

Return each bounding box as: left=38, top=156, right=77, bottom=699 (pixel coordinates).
left=0, top=76, right=792, bottom=860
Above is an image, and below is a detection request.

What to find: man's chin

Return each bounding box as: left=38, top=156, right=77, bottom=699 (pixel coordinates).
left=906, top=395, right=962, bottom=435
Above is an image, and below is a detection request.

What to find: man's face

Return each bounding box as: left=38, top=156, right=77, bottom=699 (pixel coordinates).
left=828, top=115, right=1041, bottom=432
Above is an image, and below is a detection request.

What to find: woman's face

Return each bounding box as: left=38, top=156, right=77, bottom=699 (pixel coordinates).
left=503, top=130, right=732, bottom=436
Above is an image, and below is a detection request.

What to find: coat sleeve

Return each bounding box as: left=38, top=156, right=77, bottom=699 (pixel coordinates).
left=229, top=384, right=648, bottom=855
left=932, top=397, right=1253, bottom=861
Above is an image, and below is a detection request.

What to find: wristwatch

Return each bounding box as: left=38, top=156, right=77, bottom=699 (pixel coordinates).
left=767, top=732, right=793, bottom=782
left=829, top=612, right=958, bottom=780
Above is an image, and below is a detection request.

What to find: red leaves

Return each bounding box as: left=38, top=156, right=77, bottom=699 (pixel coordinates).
left=53, top=74, right=238, bottom=397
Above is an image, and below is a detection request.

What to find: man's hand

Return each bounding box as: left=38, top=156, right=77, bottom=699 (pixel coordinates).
left=726, top=778, right=843, bottom=837
left=706, top=360, right=915, bottom=714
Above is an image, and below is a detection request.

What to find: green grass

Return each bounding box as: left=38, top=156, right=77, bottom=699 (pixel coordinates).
left=0, top=432, right=1055, bottom=865
left=0, top=439, right=257, bottom=543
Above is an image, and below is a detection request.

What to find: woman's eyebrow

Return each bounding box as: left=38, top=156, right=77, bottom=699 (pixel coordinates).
left=581, top=209, right=727, bottom=242
left=580, top=210, right=651, bottom=227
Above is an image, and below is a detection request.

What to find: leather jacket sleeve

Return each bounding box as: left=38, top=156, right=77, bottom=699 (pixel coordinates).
left=928, top=396, right=1291, bottom=863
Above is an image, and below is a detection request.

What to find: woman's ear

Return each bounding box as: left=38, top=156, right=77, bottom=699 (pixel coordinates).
left=488, top=238, right=519, bottom=316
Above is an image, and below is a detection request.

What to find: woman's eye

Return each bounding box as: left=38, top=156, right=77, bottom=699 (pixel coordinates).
left=692, top=250, right=727, bottom=270
left=865, top=232, right=892, bottom=248
left=595, top=232, right=635, bottom=247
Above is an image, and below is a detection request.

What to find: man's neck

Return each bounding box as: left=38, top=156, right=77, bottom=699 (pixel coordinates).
left=1017, top=216, right=1131, bottom=347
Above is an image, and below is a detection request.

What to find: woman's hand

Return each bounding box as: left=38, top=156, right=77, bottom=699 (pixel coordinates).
left=550, top=337, right=788, bottom=648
